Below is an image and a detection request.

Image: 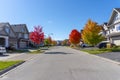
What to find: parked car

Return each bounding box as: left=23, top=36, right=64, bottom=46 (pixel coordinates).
left=97, top=42, right=107, bottom=48
left=81, top=43, right=88, bottom=48
left=97, top=41, right=116, bottom=49
left=0, top=46, right=6, bottom=55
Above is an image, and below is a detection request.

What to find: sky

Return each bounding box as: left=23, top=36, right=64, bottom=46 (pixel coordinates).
left=0, top=0, right=119, bottom=40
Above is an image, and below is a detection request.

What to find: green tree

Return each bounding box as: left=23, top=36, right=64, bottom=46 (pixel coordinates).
left=44, top=36, right=52, bottom=46
left=82, top=19, right=104, bottom=46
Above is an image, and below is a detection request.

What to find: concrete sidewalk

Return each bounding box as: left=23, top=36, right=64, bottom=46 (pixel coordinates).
left=0, top=53, right=40, bottom=61
left=0, top=53, right=23, bottom=61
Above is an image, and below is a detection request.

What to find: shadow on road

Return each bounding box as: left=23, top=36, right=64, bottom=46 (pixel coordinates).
left=44, top=52, right=73, bottom=55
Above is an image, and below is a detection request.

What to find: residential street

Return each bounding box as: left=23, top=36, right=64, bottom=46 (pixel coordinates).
left=1, top=46, right=120, bottom=80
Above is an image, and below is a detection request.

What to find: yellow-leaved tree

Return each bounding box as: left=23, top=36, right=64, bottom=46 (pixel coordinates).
left=82, top=19, right=104, bottom=46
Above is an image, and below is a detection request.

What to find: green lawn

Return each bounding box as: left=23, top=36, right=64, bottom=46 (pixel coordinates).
left=0, top=61, right=23, bottom=71
left=29, top=49, right=44, bottom=54
left=81, top=47, right=120, bottom=54
left=8, top=47, right=48, bottom=54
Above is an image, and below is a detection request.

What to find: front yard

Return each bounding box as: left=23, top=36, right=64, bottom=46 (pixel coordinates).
left=81, top=47, right=120, bottom=54
left=7, top=47, right=49, bottom=54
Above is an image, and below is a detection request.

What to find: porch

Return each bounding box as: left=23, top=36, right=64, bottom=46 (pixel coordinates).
left=0, top=36, right=8, bottom=47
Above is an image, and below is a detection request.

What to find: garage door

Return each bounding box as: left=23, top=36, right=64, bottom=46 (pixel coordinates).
left=113, top=39, right=120, bottom=46
left=20, top=42, right=26, bottom=48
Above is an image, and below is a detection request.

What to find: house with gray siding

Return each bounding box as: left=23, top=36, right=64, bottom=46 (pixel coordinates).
left=0, top=22, right=29, bottom=49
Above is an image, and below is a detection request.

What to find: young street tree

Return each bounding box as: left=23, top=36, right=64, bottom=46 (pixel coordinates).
left=62, top=39, right=70, bottom=46
left=52, top=40, right=57, bottom=46
left=29, top=26, right=44, bottom=46
left=69, top=29, right=81, bottom=46
left=44, top=36, right=52, bottom=46
left=82, top=19, right=104, bottom=46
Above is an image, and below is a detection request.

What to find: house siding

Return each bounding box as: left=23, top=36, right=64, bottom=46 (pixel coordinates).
left=0, top=23, right=29, bottom=49
left=9, top=38, right=18, bottom=49
left=102, top=8, right=120, bottom=46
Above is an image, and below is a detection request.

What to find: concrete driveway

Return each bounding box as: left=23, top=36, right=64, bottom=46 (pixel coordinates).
left=0, top=53, right=23, bottom=61
left=97, top=52, right=120, bottom=63
left=1, top=46, right=120, bottom=80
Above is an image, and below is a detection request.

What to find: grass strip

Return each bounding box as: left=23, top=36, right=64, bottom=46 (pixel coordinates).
left=0, top=61, right=23, bottom=71
left=81, top=49, right=110, bottom=54
left=81, top=47, right=120, bottom=54
left=29, top=49, right=44, bottom=54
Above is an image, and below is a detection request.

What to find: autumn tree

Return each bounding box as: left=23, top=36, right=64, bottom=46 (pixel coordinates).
left=82, top=19, right=104, bottom=46
left=69, top=29, right=81, bottom=46
left=44, top=38, right=49, bottom=46
left=48, top=36, right=52, bottom=45
left=29, top=26, right=44, bottom=46
left=52, top=40, right=57, bottom=46
left=44, top=36, right=52, bottom=46
left=62, top=39, right=70, bottom=46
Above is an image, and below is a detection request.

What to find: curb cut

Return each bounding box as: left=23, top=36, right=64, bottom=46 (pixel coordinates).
left=0, top=61, right=25, bottom=75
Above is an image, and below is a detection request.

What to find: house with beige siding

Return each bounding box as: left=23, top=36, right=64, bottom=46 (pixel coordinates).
left=102, top=8, right=120, bottom=46
left=0, top=22, right=29, bottom=49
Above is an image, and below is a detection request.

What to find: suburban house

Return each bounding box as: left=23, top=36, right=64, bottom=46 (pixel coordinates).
left=0, top=22, right=29, bottom=49
left=102, top=8, right=120, bottom=46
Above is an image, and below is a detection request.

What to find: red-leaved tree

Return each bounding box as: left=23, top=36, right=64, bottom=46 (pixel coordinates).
left=30, top=25, right=44, bottom=45
left=69, top=29, right=81, bottom=45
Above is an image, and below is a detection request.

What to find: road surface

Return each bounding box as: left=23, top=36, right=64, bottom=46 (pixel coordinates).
left=1, top=46, right=120, bottom=80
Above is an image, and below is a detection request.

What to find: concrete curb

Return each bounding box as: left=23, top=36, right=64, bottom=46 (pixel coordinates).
left=69, top=47, right=120, bottom=65
left=0, top=61, right=25, bottom=75
left=83, top=51, right=120, bottom=65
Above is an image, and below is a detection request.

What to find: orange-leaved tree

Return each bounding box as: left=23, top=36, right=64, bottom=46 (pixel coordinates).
left=69, top=29, right=81, bottom=45
left=82, top=19, right=104, bottom=46
left=48, top=36, right=52, bottom=45
left=52, top=40, right=57, bottom=46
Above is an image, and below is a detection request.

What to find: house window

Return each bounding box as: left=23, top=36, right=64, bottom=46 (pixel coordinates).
left=115, top=23, right=120, bottom=31
left=116, top=26, right=120, bottom=31
left=114, top=13, right=120, bottom=21
left=5, top=27, right=10, bottom=34
left=19, top=33, right=22, bottom=38
left=21, top=28, right=25, bottom=32
left=24, top=34, right=28, bottom=39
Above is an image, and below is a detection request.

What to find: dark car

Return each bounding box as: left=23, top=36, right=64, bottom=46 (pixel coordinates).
left=97, top=42, right=107, bottom=48
left=81, top=44, right=88, bottom=48
left=97, top=41, right=116, bottom=49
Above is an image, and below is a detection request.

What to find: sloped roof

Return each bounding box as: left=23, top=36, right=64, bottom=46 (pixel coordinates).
left=0, top=23, right=6, bottom=31
left=114, top=8, right=120, bottom=13
left=0, top=23, right=16, bottom=37
left=11, top=24, right=29, bottom=33
left=108, top=8, right=120, bottom=26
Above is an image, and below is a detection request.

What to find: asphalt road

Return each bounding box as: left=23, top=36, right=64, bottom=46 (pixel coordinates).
left=1, top=46, right=120, bottom=80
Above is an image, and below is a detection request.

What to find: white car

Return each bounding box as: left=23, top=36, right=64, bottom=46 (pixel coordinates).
left=0, top=46, right=6, bottom=55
